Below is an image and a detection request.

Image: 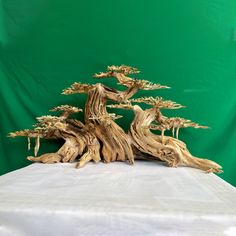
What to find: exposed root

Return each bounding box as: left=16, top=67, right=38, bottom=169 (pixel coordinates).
left=165, top=137, right=222, bottom=173
left=27, top=153, right=62, bottom=164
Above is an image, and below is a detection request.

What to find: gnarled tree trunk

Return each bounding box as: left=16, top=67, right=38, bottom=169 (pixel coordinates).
left=128, top=105, right=222, bottom=173
left=84, top=83, right=137, bottom=164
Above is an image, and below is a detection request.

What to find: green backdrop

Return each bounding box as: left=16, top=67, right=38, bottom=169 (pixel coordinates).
left=0, top=0, right=236, bottom=186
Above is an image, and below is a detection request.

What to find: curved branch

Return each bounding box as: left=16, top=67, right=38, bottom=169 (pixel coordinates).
left=94, top=65, right=170, bottom=90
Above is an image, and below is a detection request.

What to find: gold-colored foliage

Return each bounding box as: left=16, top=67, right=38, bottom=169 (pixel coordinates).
left=50, top=105, right=82, bottom=113
left=130, top=96, right=184, bottom=109
left=62, top=82, right=94, bottom=94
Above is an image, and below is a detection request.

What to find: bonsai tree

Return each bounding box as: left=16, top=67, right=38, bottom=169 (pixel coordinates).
left=9, top=65, right=222, bottom=173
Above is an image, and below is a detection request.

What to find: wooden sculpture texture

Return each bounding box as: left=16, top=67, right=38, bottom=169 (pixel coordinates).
left=9, top=65, right=222, bottom=173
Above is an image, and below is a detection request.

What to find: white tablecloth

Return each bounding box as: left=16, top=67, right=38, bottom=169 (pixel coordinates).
left=0, top=161, right=235, bottom=236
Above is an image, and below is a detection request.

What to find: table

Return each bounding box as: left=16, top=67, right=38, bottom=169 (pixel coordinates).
left=0, top=161, right=235, bottom=236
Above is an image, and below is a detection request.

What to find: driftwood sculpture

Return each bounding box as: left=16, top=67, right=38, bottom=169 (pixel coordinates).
left=9, top=65, right=222, bottom=173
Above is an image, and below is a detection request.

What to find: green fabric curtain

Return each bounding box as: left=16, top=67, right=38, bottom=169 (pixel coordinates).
left=0, top=0, right=236, bottom=186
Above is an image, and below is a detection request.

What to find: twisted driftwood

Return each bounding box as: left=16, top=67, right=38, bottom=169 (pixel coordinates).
left=9, top=65, right=222, bottom=173
left=108, top=100, right=221, bottom=173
